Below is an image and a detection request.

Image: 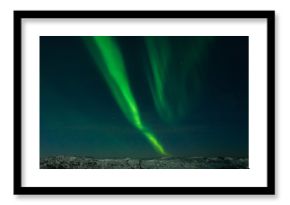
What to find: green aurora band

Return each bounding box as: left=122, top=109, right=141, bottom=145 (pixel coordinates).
left=83, top=36, right=168, bottom=156
left=83, top=36, right=214, bottom=155
left=145, top=36, right=214, bottom=123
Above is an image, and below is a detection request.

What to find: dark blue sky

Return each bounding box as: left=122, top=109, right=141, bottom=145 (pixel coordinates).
left=40, top=36, right=248, bottom=159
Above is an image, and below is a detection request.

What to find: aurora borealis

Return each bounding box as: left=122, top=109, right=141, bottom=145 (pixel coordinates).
left=40, top=36, right=249, bottom=159
left=144, top=37, right=214, bottom=123
left=82, top=36, right=214, bottom=155
left=83, top=36, right=167, bottom=155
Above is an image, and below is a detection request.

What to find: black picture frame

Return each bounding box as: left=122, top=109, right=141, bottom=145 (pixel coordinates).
left=14, top=10, right=275, bottom=195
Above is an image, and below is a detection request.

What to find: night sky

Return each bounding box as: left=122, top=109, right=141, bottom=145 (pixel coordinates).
left=40, top=36, right=248, bottom=159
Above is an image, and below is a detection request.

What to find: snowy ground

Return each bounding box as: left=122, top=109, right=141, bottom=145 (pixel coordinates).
left=40, top=156, right=248, bottom=169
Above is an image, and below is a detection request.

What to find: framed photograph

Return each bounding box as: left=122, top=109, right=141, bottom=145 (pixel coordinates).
left=14, top=10, right=275, bottom=195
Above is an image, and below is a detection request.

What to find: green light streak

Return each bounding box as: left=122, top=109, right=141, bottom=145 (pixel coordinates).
left=145, top=37, right=173, bottom=121
left=145, top=36, right=214, bottom=123
left=83, top=36, right=167, bottom=156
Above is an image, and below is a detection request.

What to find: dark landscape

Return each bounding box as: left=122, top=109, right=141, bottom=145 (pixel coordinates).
left=40, top=156, right=248, bottom=169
